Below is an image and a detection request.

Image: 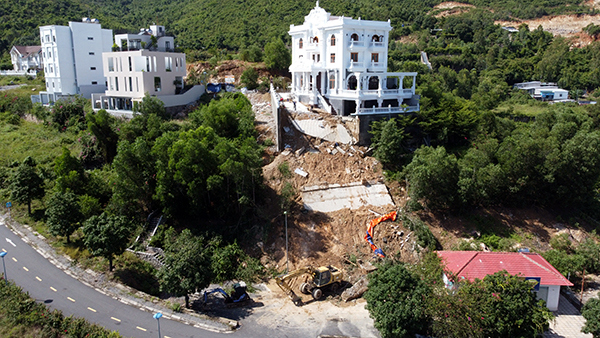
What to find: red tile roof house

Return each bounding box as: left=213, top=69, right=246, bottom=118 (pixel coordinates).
left=437, top=251, right=574, bottom=311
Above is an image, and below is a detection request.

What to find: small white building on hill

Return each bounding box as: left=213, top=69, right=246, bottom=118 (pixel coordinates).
left=10, top=46, right=42, bottom=71
left=288, top=2, right=419, bottom=116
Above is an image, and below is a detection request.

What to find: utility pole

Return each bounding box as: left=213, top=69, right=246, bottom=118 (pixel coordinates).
left=284, top=211, right=288, bottom=273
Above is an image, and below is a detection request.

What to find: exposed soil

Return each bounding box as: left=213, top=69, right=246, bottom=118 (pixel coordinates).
left=431, top=2, right=476, bottom=18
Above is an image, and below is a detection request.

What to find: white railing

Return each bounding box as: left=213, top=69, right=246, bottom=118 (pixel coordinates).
left=403, top=89, right=414, bottom=94
left=349, top=61, right=364, bottom=68
left=354, top=105, right=419, bottom=115
left=370, top=42, right=385, bottom=48
left=0, top=70, right=37, bottom=77
left=370, top=62, right=384, bottom=68
left=348, top=41, right=365, bottom=48
left=383, top=89, right=399, bottom=94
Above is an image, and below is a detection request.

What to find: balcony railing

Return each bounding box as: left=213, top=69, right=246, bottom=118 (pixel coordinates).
left=370, top=62, right=384, bottom=68
left=349, top=61, right=364, bottom=68
left=348, top=41, right=365, bottom=48
left=370, top=42, right=385, bottom=48
left=354, top=105, right=419, bottom=115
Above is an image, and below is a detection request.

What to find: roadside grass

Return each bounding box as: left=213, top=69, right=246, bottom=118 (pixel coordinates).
left=0, top=279, right=122, bottom=337
left=113, top=251, right=160, bottom=296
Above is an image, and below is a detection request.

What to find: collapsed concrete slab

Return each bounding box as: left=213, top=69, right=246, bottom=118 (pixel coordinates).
left=302, top=181, right=394, bottom=213
left=292, top=119, right=353, bottom=144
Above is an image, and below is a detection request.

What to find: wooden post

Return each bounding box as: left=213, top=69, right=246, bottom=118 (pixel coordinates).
left=580, top=268, right=585, bottom=305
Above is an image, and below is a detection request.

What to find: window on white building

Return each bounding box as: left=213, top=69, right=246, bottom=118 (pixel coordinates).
left=128, top=57, right=132, bottom=71
left=299, top=38, right=303, bottom=49
left=165, top=57, right=172, bottom=71
left=91, top=67, right=96, bottom=70
left=92, top=81, right=98, bottom=85
left=329, top=74, right=335, bottom=89
left=154, top=77, right=161, bottom=92
left=89, top=52, right=95, bottom=55
left=351, top=33, right=359, bottom=41
left=166, top=41, right=171, bottom=51
left=330, top=53, right=335, bottom=63
left=372, top=35, right=380, bottom=42
left=108, top=58, right=114, bottom=72
left=330, top=35, right=336, bottom=46
left=45, top=35, right=50, bottom=42
left=371, top=53, right=379, bottom=63
left=129, top=77, right=132, bottom=92
left=115, top=78, right=119, bottom=91
left=88, top=37, right=94, bottom=40
left=350, top=53, right=358, bottom=63
left=53, top=35, right=56, bottom=42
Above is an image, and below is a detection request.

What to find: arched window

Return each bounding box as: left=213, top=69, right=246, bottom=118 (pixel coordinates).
left=368, top=76, right=379, bottom=90
left=313, top=37, right=319, bottom=43
left=350, top=33, right=359, bottom=41
left=299, top=38, right=303, bottom=49
left=329, top=74, right=336, bottom=89
left=330, top=35, right=336, bottom=46
left=372, top=35, right=380, bottom=42
left=348, top=75, right=357, bottom=90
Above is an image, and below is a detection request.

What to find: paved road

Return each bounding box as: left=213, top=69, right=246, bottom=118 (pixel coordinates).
left=0, top=219, right=290, bottom=338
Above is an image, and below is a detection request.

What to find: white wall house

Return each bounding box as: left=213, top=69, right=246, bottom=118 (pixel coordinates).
left=114, top=25, right=175, bottom=52
left=10, top=46, right=42, bottom=71
left=289, top=2, right=419, bottom=116
left=32, top=18, right=113, bottom=105
left=91, top=48, right=205, bottom=118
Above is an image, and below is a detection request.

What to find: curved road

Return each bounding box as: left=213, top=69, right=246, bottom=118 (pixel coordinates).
left=0, top=218, right=311, bottom=338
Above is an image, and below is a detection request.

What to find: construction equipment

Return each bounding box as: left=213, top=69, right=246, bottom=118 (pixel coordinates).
left=203, top=282, right=250, bottom=307
left=275, top=265, right=343, bottom=305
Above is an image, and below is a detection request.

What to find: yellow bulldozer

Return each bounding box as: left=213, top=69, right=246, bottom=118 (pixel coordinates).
left=275, top=265, right=343, bottom=305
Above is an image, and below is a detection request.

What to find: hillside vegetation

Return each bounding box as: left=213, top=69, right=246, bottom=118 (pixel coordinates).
left=1, top=0, right=597, bottom=63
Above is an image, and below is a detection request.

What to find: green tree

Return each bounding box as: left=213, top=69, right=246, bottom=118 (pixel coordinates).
left=264, top=38, right=291, bottom=70
left=45, top=191, right=83, bottom=243
left=54, top=147, right=85, bottom=194
left=582, top=297, right=600, bottom=337
left=133, top=94, right=169, bottom=120
left=365, top=262, right=431, bottom=338
left=86, top=109, right=119, bottom=164
left=157, top=229, right=213, bottom=308
left=403, top=146, right=459, bottom=209
left=10, top=156, right=45, bottom=215
left=371, top=118, right=408, bottom=168
left=240, top=67, right=259, bottom=90
left=83, top=214, right=132, bottom=271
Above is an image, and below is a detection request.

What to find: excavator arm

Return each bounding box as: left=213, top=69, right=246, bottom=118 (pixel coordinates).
left=275, top=267, right=314, bottom=306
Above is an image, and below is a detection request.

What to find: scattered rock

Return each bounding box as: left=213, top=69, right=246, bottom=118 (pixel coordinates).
left=342, top=275, right=369, bottom=302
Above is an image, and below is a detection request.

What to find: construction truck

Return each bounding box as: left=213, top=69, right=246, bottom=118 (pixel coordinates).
left=275, top=265, right=343, bottom=305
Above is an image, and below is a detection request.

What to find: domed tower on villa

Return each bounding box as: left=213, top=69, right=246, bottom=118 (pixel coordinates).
left=289, top=2, right=420, bottom=117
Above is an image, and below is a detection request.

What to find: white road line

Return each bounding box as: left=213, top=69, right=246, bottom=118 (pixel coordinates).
left=110, top=317, right=121, bottom=322
left=22, top=266, right=28, bottom=272
left=67, top=297, right=75, bottom=302
left=35, top=276, right=42, bottom=281
left=50, top=286, right=57, bottom=292
left=87, top=307, right=96, bottom=313
left=5, top=238, right=15, bottom=247
left=136, top=326, right=147, bottom=332
left=11, top=257, right=17, bottom=262
left=1, top=248, right=6, bottom=252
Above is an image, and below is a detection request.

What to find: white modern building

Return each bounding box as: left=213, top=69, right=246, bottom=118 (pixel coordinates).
left=32, top=18, right=112, bottom=104
left=114, top=25, right=175, bottom=52
left=514, top=81, right=569, bottom=101
left=10, top=46, right=42, bottom=71
left=91, top=47, right=204, bottom=118
left=289, top=2, right=419, bottom=116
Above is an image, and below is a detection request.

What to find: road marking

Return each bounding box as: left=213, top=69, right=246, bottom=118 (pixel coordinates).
left=50, top=286, right=57, bottom=292
left=22, top=266, right=28, bottom=272
left=67, top=297, right=75, bottom=302
left=2, top=248, right=6, bottom=252
left=5, top=238, right=15, bottom=247
left=165, top=336, right=172, bottom=338
left=35, top=276, right=42, bottom=281
left=136, top=326, right=147, bottom=332
left=110, top=317, right=121, bottom=322
left=11, top=257, right=17, bottom=262
left=87, top=307, right=96, bottom=313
